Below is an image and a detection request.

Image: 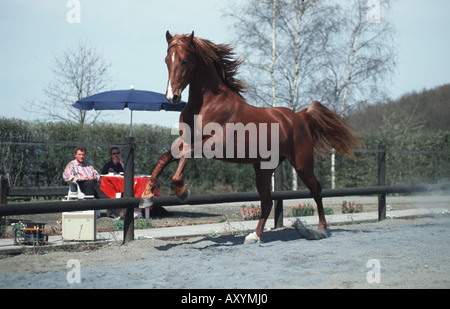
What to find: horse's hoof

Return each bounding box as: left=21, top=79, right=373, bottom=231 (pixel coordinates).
left=244, top=232, right=260, bottom=245
left=318, top=223, right=328, bottom=231
left=139, top=197, right=153, bottom=208
left=177, top=188, right=190, bottom=203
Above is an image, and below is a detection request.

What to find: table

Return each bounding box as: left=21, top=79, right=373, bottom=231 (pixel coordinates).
left=13, top=221, right=48, bottom=246
left=100, top=175, right=161, bottom=218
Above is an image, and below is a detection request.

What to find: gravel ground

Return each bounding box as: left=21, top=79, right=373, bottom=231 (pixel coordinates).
left=1, top=215, right=449, bottom=289
left=1, top=194, right=449, bottom=289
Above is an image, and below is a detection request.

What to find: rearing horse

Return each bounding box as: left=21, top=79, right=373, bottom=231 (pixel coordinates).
left=140, top=31, right=363, bottom=243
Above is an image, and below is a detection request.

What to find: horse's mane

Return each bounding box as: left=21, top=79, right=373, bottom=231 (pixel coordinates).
left=168, top=34, right=247, bottom=95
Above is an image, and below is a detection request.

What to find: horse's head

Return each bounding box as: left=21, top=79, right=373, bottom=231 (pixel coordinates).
left=165, top=31, right=195, bottom=104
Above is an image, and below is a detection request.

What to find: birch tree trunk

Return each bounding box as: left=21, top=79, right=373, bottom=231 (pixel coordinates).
left=270, top=0, right=277, bottom=191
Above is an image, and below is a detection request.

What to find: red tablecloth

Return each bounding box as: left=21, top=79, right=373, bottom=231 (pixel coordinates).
left=100, top=175, right=160, bottom=199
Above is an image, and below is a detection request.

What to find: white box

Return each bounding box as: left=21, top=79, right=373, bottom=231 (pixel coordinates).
left=62, top=211, right=96, bottom=241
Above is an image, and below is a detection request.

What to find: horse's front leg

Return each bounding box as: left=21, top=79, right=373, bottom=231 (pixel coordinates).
left=172, top=156, right=190, bottom=203
left=170, top=135, right=215, bottom=203
left=244, top=163, right=275, bottom=244
left=139, top=151, right=175, bottom=208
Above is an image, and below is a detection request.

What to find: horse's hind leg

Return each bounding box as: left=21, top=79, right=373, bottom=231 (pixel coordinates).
left=139, top=151, right=175, bottom=207
left=245, top=163, right=274, bottom=244
left=290, top=148, right=327, bottom=230
left=298, top=167, right=327, bottom=230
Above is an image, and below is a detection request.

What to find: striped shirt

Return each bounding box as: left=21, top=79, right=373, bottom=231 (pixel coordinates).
left=63, top=159, right=100, bottom=182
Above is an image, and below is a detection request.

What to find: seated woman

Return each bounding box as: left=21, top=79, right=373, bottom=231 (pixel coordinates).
left=101, top=147, right=125, bottom=219
left=101, top=147, right=124, bottom=175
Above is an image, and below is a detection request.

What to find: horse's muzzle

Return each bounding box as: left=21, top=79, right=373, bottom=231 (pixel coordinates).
left=170, top=94, right=181, bottom=104
left=166, top=94, right=181, bottom=104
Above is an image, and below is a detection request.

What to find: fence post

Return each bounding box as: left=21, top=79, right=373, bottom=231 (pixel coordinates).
left=0, top=172, right=7, bottom=204
left=378, top=144, right=386, bottom=221
left=273, top=164, right=284, bottom=229
left=0, top=172, right=6, bottom=234
left=122, top=136, right=135, bottom=244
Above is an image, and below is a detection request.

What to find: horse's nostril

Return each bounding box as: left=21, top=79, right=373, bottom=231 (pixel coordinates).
left=172, top=95, right=180, bottom=103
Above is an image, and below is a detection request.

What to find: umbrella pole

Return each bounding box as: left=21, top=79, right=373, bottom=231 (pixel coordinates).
left=122, top=136, right=135, bottom=244
left=130, top=110, right=133, bottom=137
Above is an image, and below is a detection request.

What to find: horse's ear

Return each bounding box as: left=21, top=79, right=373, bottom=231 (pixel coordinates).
left=188, top=31, right=194, bottom=45
left=166, top=31, right=173, bottom=43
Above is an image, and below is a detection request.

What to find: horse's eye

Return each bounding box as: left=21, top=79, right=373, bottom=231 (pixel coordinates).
left=181, top=60, right=187, bottom=65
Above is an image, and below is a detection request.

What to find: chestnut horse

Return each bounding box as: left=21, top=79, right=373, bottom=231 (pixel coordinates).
left=140, top=31, right=363, bottom=243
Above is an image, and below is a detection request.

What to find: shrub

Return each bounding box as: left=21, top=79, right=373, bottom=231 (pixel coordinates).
left=292, top=203, right=315, bottom=217
left=0, top=216, right=7, bottom=237
left=324, top=207, right=334, bottom=215
left=240, top=204, right=261, bottom=220
left=135, top=218, right=154, bottom=229
left=341, top=201, right=363, bottom=213
left=112, top=220, right=124, bottom=230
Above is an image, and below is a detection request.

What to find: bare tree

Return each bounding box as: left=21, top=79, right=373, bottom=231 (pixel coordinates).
left=228, top=0, right=278, bottom=108
left=313, top=0, right=395, bottom=188
left=228, top=0, right=395, bottom=189
left=270, top=0, right=278, bottom=109
left=314, top=0, right=395, bottom=114
left=230, top=0, right=330, bottom=112
left=29, top=40, right=112, bottom=125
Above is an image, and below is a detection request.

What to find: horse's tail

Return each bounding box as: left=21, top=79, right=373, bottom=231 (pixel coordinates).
left=298, top=101, right=364, bottom=159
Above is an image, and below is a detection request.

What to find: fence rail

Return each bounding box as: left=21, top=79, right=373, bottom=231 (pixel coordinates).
left=1, top=143, right=450, bottom=244
left=2, top=184, right=449, bottom=217
left=1, top=183, right=449, bottom=245
left=8, top=186, right=67, bottom=197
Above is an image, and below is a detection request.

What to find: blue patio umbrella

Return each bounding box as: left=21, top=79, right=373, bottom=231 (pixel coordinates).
left=73, top=88, right=186, bottom=135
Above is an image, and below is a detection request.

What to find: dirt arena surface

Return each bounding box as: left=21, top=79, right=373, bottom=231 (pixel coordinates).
left=1, top=195, right=449, bottom=289
left=0, top=217, right=449, bottom=289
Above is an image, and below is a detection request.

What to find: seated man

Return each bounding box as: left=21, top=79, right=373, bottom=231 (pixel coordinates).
left=63, top=146, right=104, bottom=199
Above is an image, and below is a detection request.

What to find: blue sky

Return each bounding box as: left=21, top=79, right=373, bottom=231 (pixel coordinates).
left=1, top=0, right=449, bottom=128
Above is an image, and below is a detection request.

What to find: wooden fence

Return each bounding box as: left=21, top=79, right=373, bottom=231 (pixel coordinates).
left=1, top=144, right=450, bottom=244
left=1, top=180, right=449, bottom=244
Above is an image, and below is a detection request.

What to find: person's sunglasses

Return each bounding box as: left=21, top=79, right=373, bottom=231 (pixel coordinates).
left=112, top=152, right=120, bottom=155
